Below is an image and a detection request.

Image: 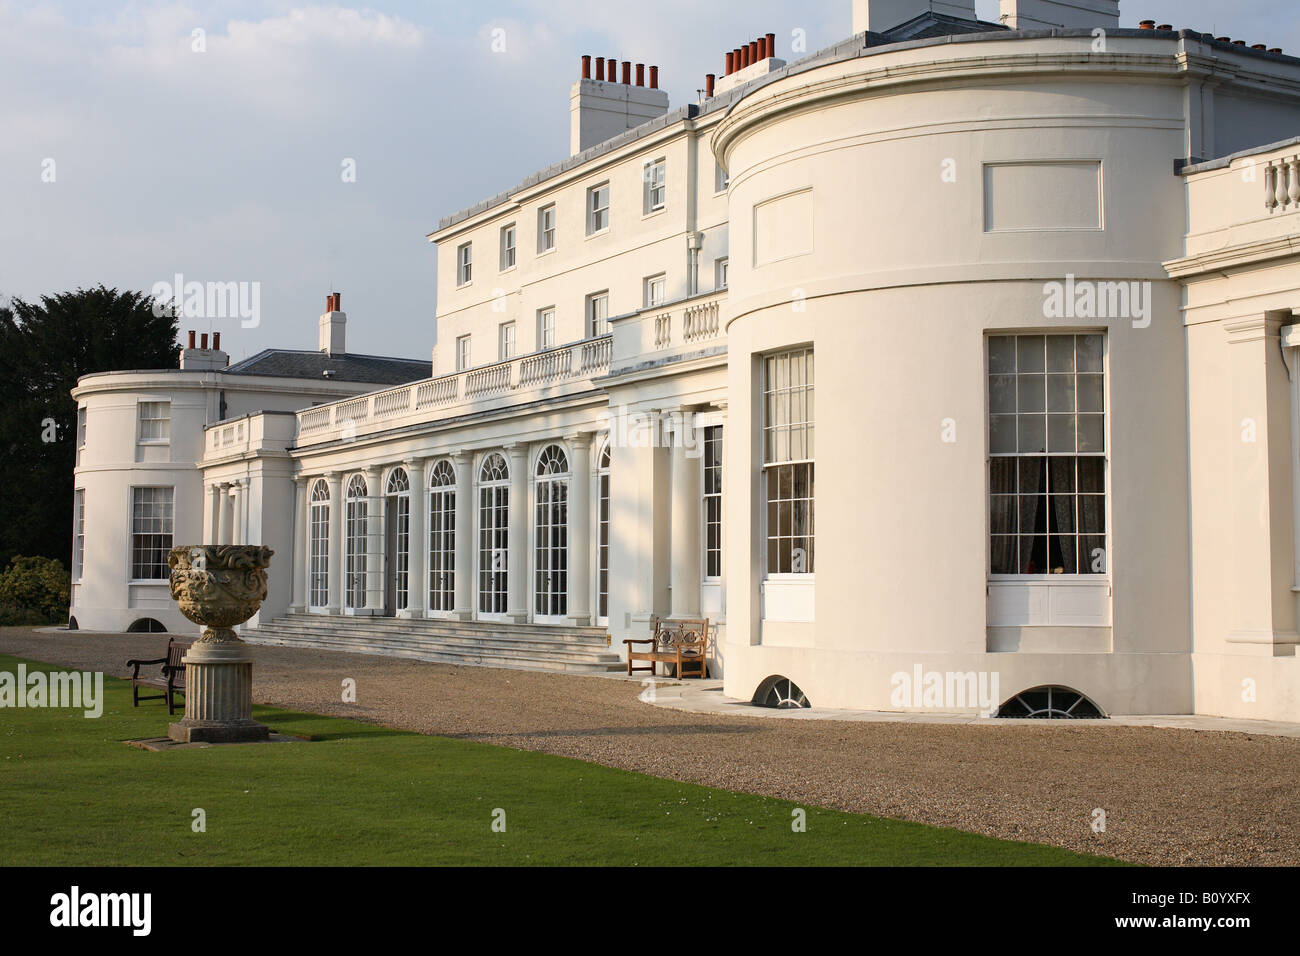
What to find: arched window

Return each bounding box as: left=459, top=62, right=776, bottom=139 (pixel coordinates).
left=386, top=468, right=410, bottom=611
left=535, top=444, right=569, bottom=619
left=478, top=453, right=509, bottom=615
left=309, top=478, right=330, bottom=608
left=597, top=441, right=611, bottom=622
left=345, top=474, right=367, bottom=610
left=429, top=460, right=456, bottom=613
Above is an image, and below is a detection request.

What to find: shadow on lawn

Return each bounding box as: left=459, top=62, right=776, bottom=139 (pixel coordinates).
left=252, top=708, right=423, bottom=742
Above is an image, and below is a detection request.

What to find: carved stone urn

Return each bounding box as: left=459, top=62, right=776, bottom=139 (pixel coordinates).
left=166, top=545, right=274, bottom=744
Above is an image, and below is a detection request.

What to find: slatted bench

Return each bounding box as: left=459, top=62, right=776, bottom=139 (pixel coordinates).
left=625, top=616, right=709, bottom=679
left=126, top=638, right=190, bottom=716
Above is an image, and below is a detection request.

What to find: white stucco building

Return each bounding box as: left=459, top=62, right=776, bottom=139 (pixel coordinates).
left=70, top=0, right=1300, bottom=722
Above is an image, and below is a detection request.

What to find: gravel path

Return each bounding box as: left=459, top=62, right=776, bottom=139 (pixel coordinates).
left=5, top=627, right=1299, bottom=866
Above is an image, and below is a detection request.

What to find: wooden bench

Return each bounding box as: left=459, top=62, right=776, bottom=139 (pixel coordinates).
left=126, top=638, right=190, bottom=716
left=625, top=617, right=709, bottom=679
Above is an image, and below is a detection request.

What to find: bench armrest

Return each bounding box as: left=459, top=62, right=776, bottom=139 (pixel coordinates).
left=126, top=657, right=167, bottom=667
left=622, top=638, right=655, bottom=647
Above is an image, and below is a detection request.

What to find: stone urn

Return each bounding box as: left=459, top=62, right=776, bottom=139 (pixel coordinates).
left=166, top=545, right=274, bottom=743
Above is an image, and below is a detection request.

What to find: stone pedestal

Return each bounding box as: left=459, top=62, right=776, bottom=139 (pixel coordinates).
left=168, top=642, right=268, bottom=743
left=164, top=544, right=275, bottom=745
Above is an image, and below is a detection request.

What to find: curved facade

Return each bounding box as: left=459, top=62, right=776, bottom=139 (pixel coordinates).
left=713, top=31, right=1203, bottom=713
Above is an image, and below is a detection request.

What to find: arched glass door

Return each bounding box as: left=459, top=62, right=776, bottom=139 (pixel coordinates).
left=534, top=444, right=569, bottom=620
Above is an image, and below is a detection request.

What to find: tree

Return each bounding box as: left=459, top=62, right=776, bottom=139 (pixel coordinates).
left=0, top=286, right=180, bottom=567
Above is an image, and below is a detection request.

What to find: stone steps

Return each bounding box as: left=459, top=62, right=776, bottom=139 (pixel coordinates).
left=242, top=613, right=624, bottom=674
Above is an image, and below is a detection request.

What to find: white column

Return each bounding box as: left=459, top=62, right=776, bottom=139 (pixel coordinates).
left=566, top=432, right=593, bottom=625
left=290, top=477, right=308, bottom=613
left=506, top=443, right=531, bottom=623
left=670, top=407, right=702, bottom=619
left=215, top=482, right=231, bottom=545
left=364, top=466, right=385, bottom=614
left=405, top=458, right=427, bottom=618
left=453, top=451, right=475, bottom=620
left=326, top=471, right=344, bottom=614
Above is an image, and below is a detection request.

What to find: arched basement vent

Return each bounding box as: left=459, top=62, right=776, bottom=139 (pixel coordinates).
left=753, top=675, right=811, bottom=709
left=996, top=685, right=1105, bottom=719
left=125, top=617, right=168, bottom=634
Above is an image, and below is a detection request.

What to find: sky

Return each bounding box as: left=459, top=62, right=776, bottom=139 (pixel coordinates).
left=2, top=0, right=1297, bottom=363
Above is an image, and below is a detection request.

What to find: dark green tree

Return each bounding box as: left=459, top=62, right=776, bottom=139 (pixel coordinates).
left=0, top=286, right=180, bottom=567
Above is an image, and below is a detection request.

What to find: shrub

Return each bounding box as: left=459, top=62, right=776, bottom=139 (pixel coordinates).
left=0, top=555, right=70, bottom=624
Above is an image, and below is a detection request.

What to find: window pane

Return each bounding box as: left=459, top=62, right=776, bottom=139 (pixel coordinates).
left=991, top=536, right=1018, bottom=574
left=991, top=495, right=1016, bottom=535
left=990, top=375, right=1015, bottom=414
left=1046, top=335, right=1075, bottom=372
left=1077, top=414, right=1104, bottom=452
left=989, top=415, right=1017, bottom=454
left=1048, top=457, right=1076, bottom=493
left=1019, top=534, right=1046, bottom=574
left=1047, top=374, right=1075, bottom=412
left=1018, top=457, right=1045, bottom=494
left=990, top=457, right=1016, bottom=494
left=1017, top=335, right=1045, bottom=372
left=1017, top=375, right=1045, bottom=413
left=1077, top=334, right=1103, bottom=372
left=989, top=336, right=1015, bottom=374
left=1018, top=415, right=1046, bottom=453
left=1079, top=535, right=1106, bottom=574
left=1077, top=457, right=1105, bottom=493
left=1079, top=495, right=1106, bottom=533
left=1048, top=414, right=1076, bottom=453
left=1077, top=374, right=1104, bottom=413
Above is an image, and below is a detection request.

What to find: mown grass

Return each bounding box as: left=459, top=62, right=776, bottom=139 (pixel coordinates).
left=0, top=654, right=1124, bottom=866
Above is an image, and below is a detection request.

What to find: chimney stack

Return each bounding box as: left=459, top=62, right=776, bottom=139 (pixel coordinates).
left=570, top=56, right=670, bottom=154
left=705, top=73, right=715, bottom=98
left=179, top=328, right=230, bottom=370
left=320, top=291, right=346, bottom=356
left=716, top=29, right=787, bottom=95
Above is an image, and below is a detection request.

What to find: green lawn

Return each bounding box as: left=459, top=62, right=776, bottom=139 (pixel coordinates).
left=0, top=654, right=1124, bottom=866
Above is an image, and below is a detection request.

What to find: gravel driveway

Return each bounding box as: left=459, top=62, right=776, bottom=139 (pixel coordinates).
left=4, top=627, right=1298, bottom=866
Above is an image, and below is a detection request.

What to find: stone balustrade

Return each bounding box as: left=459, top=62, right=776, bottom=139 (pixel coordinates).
left=295, top=334, right=613, bottom=446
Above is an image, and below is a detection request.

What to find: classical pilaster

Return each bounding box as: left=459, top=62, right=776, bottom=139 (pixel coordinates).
left=363, top=466, right=385, bottom=614
left=452, top=451, right=475, bottom=620
left=230, top=480, right=245, bottom=546
left=506, top=443, right=531, bottom=623
left=566, top=432, right=593, bottom=625
left=203, top=483, right=216, bottom=544
left=404, top=458, right=427, bottom=618
left=1225, top=313, right=1299, bottom=651
left=326, top=471, right=344, bottom=615
left=669, top=407, right=702, bottom=619
left=290, top=476, right=308, bottom=613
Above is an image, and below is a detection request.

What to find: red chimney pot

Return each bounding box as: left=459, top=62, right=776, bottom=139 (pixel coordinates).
left=595, top=56, right=605, bottom=81
left=213, top=332, right=221, bottom=350
left=650, top=65, right=659, bottom=88
left=622, top=61, right=631, bottom=84
left=766, top=32, right=775, bottom=56
left=636, top=63, right=644, bottom=86
left=582, top=54, right=591, bottom=79
left=187, top=330, right=196, bottom=349
left=705, top=73, right=715, bottom=97
left=200, top=333, right=209, bottom=349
